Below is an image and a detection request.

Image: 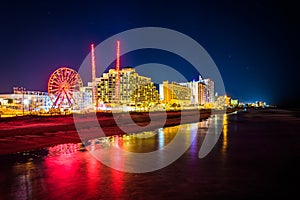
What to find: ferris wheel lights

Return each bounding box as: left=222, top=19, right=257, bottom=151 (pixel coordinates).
left=48, top=67, right=83, bottom=108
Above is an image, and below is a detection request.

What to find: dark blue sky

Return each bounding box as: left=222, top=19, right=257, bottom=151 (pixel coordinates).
left=0, top=1, right=298, bottom=106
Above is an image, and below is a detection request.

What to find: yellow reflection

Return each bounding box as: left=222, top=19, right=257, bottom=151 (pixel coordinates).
left=13, top=161, right=36, bottom=200
left=222, top=114, right=228, bottom=153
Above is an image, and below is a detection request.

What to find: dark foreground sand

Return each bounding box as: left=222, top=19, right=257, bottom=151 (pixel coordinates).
left=0, top=110, right=218, bottom=155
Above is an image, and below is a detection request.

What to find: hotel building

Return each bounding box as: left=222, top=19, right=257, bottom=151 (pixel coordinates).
left=204, top=78, right=214, bottom=103
left=177, top=76, right=214, bottom=105
left=159, top=81, right=191, bottom=106
left=96, top=67, right=159, bottom=105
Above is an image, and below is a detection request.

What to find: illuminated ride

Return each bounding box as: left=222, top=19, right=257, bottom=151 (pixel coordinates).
left=48, top=67, right=83, bottom=109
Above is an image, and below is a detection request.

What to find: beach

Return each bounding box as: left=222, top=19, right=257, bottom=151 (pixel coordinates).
left=0, top=109, right=218, bottom=155
left=0, top=108, right=299, bottom=199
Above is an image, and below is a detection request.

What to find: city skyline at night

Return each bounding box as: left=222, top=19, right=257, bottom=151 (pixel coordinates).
left=0, top=1, right=299, bottom=107
left=1, top=2, right=300, bottom=199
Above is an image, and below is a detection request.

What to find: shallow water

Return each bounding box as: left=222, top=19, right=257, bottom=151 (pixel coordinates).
left=1, top=109, right=300, bottom=199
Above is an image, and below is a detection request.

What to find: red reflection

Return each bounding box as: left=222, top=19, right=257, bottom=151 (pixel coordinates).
left=44, top=153, right=81, bottom=199
left=48, top=143, right=80, bottom=156
left=111, top=135, right=125, bottom=197
left=43, top=143, right=125, bottom=199
left=111, top=169, right=124, bottom=198
left=85, top=153, right=101, bottom=197
left=44, top=143, right=90, bottom=198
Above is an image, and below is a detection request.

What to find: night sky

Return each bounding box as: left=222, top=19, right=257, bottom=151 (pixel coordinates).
left=0, top=1, right=299, bottom=107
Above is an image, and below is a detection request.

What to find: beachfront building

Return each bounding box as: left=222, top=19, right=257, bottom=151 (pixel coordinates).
left=198, top=81, right=207, bottom=105
left=215, top=95, right=231, bottom=109
left=0, top=87, right=52, bottom=113
left=96, top=67, right=159, bottom=107
left=204, top=78, right=214, bottom=103
left=73, top=84, right=93, bottom=111
left=230, top=99, right=239, bottom=107
left=177, top=81, right=199, bottom=105
left=177, top=75, right=214, bottom=106
left=159, top=81, right=191, bottom=106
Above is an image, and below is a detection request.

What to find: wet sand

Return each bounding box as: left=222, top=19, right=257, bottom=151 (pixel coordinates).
left=0, top=110, right=216, bottom=155
left=0, top=108, right=299, bottom=199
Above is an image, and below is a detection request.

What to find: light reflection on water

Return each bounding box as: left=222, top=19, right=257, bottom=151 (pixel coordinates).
left=222, top=114, right=228, bottom=154
left=0, top=115, right=228, bottom=199
left=84, top=123, right=200, bottom=173
left=84, top=126, right=181, bottom=154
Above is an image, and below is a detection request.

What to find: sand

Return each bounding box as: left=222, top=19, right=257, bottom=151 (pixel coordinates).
left=0, top=110, right=218, bottom=155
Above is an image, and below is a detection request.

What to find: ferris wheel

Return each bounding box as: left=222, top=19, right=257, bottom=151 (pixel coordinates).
left=48, top=67, right=83, bottom=108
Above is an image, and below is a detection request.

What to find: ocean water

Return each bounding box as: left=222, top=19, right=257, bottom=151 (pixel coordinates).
left=0, top=109, right=299, bottom=199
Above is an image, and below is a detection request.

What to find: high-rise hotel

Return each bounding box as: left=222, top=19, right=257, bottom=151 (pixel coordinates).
left=159, top=81, right=191, bottom=106
left=160, top=75, right=214, bottom=106
left=96, top=67, right=159, bottom=105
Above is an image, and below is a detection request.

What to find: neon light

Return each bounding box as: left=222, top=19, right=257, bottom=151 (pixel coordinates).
left=48, top=67, right=82, bottom=108
left=115, top=41, right=121, bottom=102
left=116, top=40, right=120, bottom=71
left=91, top=44, right=97, bottom=108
